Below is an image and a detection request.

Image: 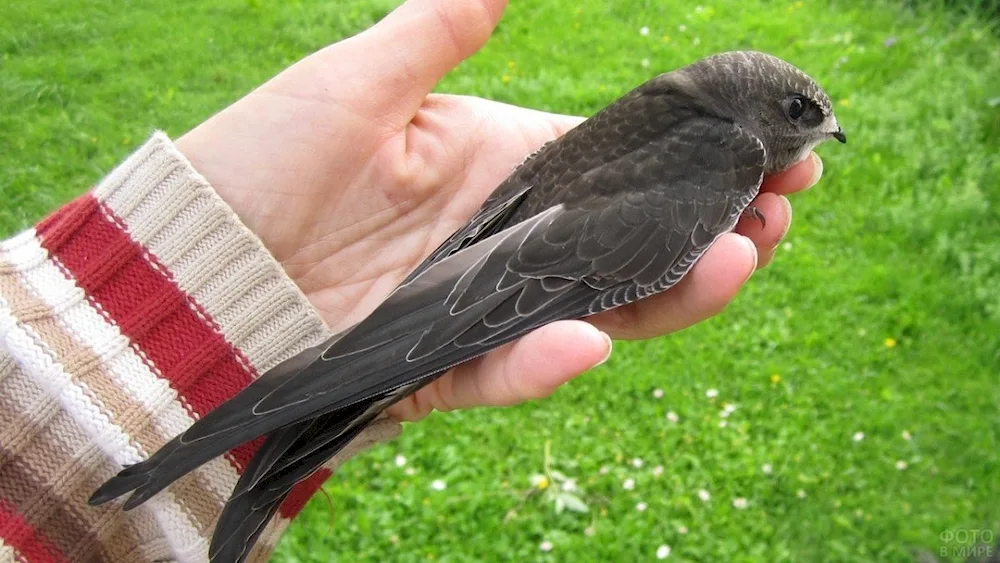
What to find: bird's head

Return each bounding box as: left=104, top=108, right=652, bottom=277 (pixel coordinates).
left=678, top=51, right=846, bottom=173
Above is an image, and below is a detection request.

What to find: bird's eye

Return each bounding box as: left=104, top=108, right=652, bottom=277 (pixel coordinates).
left=786, top=96, right=807, bottom=121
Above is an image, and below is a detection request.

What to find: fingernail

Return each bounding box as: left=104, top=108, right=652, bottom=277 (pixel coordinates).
left=595, top=330, right=613, bottom=366
left=741, top=235, right=758, bottom=282
left=805, top=152, right=824, bottom=190
left=778, top=195, right=793, bottom=239
left=766, top=196, right=794, bottom=257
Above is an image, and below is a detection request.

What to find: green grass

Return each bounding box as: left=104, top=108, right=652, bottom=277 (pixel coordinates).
left=3, top=0, right=999, bottom=561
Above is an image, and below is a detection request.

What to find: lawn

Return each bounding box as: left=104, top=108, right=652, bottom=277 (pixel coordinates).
left=2, top=0, right=999, bottom=561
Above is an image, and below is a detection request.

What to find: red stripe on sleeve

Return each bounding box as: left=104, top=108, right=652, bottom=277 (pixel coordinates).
left=37, top=194, right=330, bottom=505
left=36, top=195, right=261, bottom=470
left=0, top=498, right=69, bottom=563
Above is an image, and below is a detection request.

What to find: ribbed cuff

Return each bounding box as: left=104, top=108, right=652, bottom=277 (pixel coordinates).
left=93, top=131, right=330, bottom=371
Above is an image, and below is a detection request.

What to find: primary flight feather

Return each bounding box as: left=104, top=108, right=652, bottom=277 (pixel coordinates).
left=91, top=50, right=845, bottom=562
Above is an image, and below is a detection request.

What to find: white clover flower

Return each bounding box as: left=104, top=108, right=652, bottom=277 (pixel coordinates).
left=394, top=455, right=407, bottom=467
left=705, top=388, right=719, bottom=399
left=761, top=463, right=773, bottom=475
left=636, top=502, right=648, bottom=512
left=539, top=540, right=553, bottom=552
left=697, top=489, right=710, bottom=502
left=652, top=465, right=664, bottom=477
left=901, top=430, right=912, bottom=441
left=404, top=467, right=417, bottom=476
left=431, top=479, right=447, bottom=491
left=677, top=526, right=688, bottom=535
left=852, top=431, right=865, bottom=442
left=652, top=388, right=664, bottom=399
left=797, top=489, right=807, bottom=499
left=895, top=460, right=908, bottom=471
left=656, top=544, right=672, bottom=559
left=666, top=411, right=679, bottom=423
left=623, top=478, right=636, bottom=490
left=732, top=497, right=748, bottom=510
left=632, top=458, right=644, bottom=468
left=639, top=26, right=650, bottom=36
left=599, top=465, right=610, bottom=475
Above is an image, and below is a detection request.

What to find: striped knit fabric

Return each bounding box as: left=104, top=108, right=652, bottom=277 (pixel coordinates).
left=0, top=133, right=401, bottom=562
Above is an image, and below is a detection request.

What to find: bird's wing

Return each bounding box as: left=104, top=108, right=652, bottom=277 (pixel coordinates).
left=90, top=116, right=766, bottom=512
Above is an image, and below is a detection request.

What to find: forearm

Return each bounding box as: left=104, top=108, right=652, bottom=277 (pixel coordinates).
left=0, top=133, right=400, bottom=562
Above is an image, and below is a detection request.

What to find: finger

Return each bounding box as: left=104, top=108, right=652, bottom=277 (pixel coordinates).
left=761, top=152, right=823, bottom=195
left=733, top=192, right=792, bottom=269
left=327, top=0, right=507, bottom=124
left=589, top=233, right=757, bottom=340
left=387, top=320, right=610, bottom=420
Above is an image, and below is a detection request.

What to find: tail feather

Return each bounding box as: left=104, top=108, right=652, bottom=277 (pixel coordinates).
left=209, top=494, right=284, bottom=563
left=209, top=409, right=378, bottom=562
left=230, top=419, right=317, bottom=499
left=231, top=399, right=373, bottom=499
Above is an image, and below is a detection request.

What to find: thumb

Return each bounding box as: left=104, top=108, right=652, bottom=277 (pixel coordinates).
left=323, top=0, right=507, bottom=124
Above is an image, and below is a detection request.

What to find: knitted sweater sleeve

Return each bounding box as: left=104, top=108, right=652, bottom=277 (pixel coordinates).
left=0, top=132, right=401, bottom=562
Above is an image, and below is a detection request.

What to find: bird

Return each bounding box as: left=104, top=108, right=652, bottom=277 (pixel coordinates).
left=90, top=50, right=846, bottom=562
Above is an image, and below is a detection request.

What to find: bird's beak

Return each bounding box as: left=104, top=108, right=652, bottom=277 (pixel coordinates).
left=832, top=128, right=847, bottom=144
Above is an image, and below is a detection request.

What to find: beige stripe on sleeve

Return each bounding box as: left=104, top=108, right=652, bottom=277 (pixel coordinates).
left=0, top=259, right=229, bottom=538
left=0, top=357, right=166, bottom=562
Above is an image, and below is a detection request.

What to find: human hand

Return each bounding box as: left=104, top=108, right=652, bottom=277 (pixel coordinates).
left=175, top=0, right=824, bottom=422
